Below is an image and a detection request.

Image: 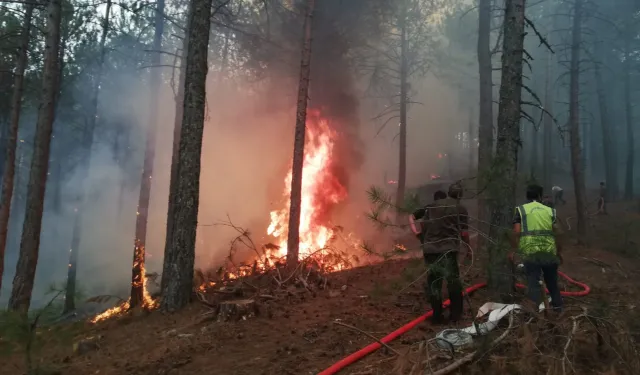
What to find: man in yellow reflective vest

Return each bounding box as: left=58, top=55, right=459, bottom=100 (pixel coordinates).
left=511, top=184, right=564, bottom=312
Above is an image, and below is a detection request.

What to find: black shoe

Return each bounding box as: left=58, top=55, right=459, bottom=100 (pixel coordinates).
left=431, top=315, right=447, bottom=325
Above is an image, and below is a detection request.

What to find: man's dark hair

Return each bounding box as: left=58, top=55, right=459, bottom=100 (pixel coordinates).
left=433, top=190, right=447, bottom=201
left=526, top=184, right=544, bottom=201
left=600, top=181, right=605, bottom=186
left=448, top=183, right=463, bottom=199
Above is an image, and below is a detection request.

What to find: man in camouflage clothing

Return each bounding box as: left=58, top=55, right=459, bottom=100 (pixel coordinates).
left=410, top=183, right=471, bottom=324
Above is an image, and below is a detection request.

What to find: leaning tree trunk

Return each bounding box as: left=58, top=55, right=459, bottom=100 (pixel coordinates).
left=476, top=0, right=494, bottom=250
left=542, top=49, right=553, bottom=191
left=623, top=38, right=634, bottom=200
left=285, top=0, right=315, bottom=267
left=594, top=51, right=617, bottom=201
left=395, top=4, right=408, bottom=211
left=162, top=14, right=189, bottom=293
left=130, top=0, right=165, bottom=308
left=8, top=0, right=62, bottom=313
left=488, top=0, right=526, bottom=299
left=568, top=0, right=587, bottom=242
left=160, top=0, right=213, bottom=312
left=64, top=0, right=111, bottom=313
left=0, top=2, right=33, bottom=297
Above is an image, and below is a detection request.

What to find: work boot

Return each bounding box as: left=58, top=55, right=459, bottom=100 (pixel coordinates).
left=431, top=314, right=447, bottom=326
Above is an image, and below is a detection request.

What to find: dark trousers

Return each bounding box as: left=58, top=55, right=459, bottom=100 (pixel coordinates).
left=523, top=261, right=563, bottom=311
left=423, top=251, right=463, bottom=321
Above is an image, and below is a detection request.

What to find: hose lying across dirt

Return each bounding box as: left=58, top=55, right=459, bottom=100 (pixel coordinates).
left=318, top=271, right=590, bottom=375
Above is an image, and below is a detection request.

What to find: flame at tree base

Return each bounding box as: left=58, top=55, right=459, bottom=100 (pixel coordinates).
left=265, top=109, right=357, bottom=271
left=90, top=245, right=157, bottom=323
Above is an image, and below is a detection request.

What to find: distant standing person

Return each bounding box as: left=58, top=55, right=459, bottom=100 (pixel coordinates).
left=552, top=185, right=566, bottom=206
left=511, top=184, right=564, bottom=313
left=598, top=181, right=607, bottom=214
left=410, top=184, right=470, bottom=324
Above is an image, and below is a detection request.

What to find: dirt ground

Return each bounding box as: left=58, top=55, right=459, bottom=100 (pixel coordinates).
left=2, top=201, right=640, bottom=375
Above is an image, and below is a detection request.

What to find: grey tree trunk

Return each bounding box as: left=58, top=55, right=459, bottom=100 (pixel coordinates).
left=285, top=0, right=315, bottom=267
left=8, top=0, right=62, bottom=313
left=64, top=0, right=112, bottom=313
left=623, top=39, right=634, bottom=199
left=568, top=0, right=587, bottom=242
left=542, top=50, right=553, bottom=191
left=468, top=107, right=474, bottom=176
left=0, top=2, right=33, bottom=297
left=160, top=0, right=213, bottom=312
left=476, top=0, right=493, bottom=249
left=162, top=14, right=189, bottom=293
left=488, top=0, right=526, bottom=299
left=594, top=52, right=617, bottom=200
left=130, top=0, right=165, bottom=308
left=395, top=4, right=408, bottom=211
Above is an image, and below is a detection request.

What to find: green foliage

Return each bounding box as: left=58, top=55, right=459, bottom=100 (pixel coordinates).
left=0, top=288, right=82, bottom=374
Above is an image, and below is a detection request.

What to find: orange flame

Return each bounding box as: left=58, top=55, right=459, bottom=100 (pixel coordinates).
left=90, top=244, right=157, bottom=323
left=266, top=110, right=349, bottom=262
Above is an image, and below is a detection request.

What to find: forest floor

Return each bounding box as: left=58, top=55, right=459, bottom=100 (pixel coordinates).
left=2, top=200, right=640, bottom=375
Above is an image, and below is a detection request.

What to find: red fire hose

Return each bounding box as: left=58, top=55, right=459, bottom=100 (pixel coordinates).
left=319, top=271, right=590, bottom=375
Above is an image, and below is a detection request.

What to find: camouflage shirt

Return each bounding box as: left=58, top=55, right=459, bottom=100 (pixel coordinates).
left=413, top=197, right=468, bottom=254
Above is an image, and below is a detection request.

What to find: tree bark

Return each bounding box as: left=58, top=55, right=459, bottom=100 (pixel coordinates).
left=468, top=107, right=474, bottom=176
left=476, top=0, right=493, bottom=249
left=542, top=50, right=553, bottom=191
left=285, top=0, right=315, bottom=267
left=488, top=0, right=526, bottom=299
left=623, top=38, right=634, bottom=200
left=64, top=0, right=111, bottom=313
left=568, top=0, right=587, bottom=242
left=159, top=0, right=212, bottom=312
left=395, top=4, right=408, bottom=211
left=594, top=51, right=617, bottom=201
left=130, top=0, right=165, bottom=308
left=0, top=2, right=33, bottom=297
left=162, top=14, right=189, bottom=293
left=8, top=0, right=62, bottom=313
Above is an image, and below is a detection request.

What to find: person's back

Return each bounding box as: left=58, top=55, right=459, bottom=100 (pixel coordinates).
left=423, top=197, right=468, bottom=253
left=516, top=201, right=557, bottom=262
left=512, top=184, right=564, bottom=313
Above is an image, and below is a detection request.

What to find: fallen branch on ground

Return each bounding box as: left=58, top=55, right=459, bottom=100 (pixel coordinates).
left=333, top=320, right=406, bottom=358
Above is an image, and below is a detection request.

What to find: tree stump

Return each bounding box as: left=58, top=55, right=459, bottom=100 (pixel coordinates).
left=216, top=299, right=258, bottom=322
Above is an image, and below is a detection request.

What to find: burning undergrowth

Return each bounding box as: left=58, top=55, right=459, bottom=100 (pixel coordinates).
left=87, top=108, right=364, bottom=323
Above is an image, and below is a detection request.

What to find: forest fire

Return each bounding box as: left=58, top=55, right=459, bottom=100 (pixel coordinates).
left=265, top=109, right=354, bottom=270
left=90, top=247, right=157, bottom=323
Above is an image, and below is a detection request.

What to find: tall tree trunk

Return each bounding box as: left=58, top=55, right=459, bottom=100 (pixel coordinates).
left=0, top=2, right=33, bottom=297
left=594, top=53, right=617, bottom=200
left=530, top=86, right=540, bottom=180
left=160, top=0, right=212, bottom=312
left=8, top=0, right=62, bottom=313
left=285, top=0, right=315, bottom=267
left=64, top=0, right=111, bottom=313
left=395, top=5, right=408, bottom=211
left=567, top=0, right=587, bottom=241
left=130, top=0, right=165, bottom=308
left=488, top=0, right=526, bottom=299
left=543, top=50, right=553, bottom=191
left=623, top=39, right=634, bottom=199
left=468, top=107, right=474, bottom=176
left=476, top=0, right=493, bottom=249
left=162, top=16, right=189, bottom=293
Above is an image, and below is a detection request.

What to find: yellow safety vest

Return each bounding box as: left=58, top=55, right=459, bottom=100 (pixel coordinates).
left=516, top=201, right=557, bottom=256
